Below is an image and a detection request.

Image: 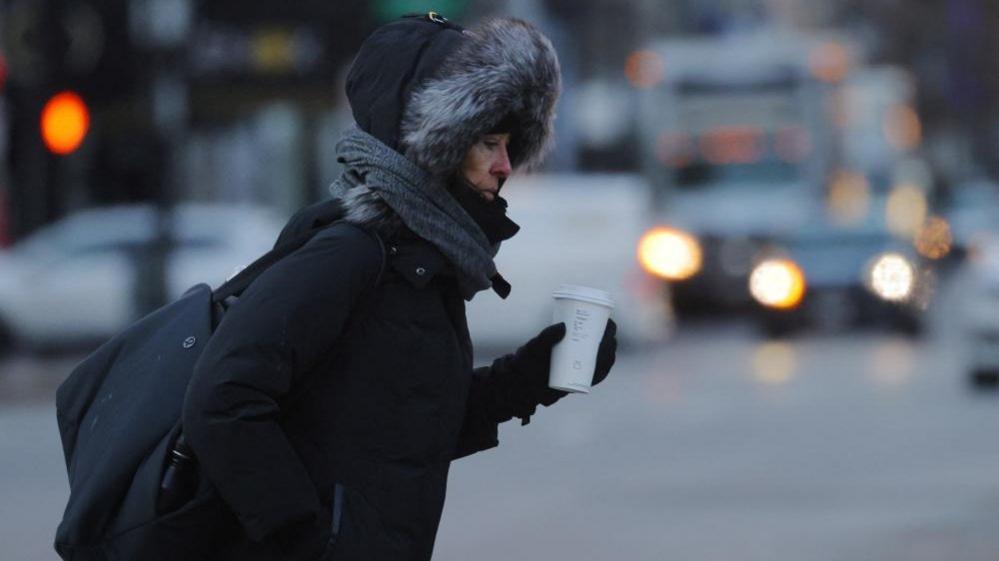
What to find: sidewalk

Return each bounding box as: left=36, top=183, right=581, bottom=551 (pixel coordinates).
left=0, top=353, right=80, bottom=405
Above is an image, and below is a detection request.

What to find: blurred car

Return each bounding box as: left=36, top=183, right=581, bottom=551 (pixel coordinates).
left=749, top=216, right=931, bottom=336
left=964, top=236, right=999, bottom=386
left=465, top=173, right=674, bottom=351
left=0, top=203, right=284, bottom=352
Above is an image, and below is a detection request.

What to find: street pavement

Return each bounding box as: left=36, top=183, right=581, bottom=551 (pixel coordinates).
left=435, top=268, right=999, bottom=561
left=437, top=323, right=999, bottom=561
left=3, top=270, right=999, bottom=560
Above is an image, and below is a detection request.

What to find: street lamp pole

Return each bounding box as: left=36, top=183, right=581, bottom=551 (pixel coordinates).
left=128, top=0, right=191, bottom=316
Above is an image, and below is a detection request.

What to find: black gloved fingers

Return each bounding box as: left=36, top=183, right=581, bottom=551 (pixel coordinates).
left=537, top=322, right=567, bottom=346
left=604, top=318, right=617, bottom=340
left=592, top=318, right=618, bottom=386
left=519, top=322, right=567, bottom=362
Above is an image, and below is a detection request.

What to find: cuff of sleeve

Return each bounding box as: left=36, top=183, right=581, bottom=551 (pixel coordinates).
left=517, top=387, right=569, bottom=425
left=452, top=419, right=500, bottom=460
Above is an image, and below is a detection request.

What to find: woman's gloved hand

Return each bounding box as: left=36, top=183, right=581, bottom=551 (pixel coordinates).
left=510, top=318, right=618, bottom=407
left=485, top=318, right=618, bottom=425
left=592, top=318, right=618, bottom=386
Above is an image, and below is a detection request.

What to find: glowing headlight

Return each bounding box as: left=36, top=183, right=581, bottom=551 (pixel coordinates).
left=637, top=227, right=703, bottom=281
left=867, top=252, right=915, bottom=302
left=749, top=259, right=806, bottom=309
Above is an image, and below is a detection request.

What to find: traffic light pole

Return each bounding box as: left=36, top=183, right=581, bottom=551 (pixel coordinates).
left=129, top=0, right=191, bottom=317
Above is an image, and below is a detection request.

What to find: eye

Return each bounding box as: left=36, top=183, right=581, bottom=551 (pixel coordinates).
left=483, top=140, right=499, bottom=149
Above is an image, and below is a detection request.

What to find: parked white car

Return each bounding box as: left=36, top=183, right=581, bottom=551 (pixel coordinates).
left=465, top=173, right=674, bottom=350
left=0, top=204, right=285, bottom=352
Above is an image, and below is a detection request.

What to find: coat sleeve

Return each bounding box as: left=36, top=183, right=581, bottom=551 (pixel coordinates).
left=451, top=355, right=565, bottom=460
left=182, top=225, right=382, bottom=546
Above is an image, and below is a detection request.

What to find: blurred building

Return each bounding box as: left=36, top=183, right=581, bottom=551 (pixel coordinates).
left=1, top=0, right=375, bottom=240
left=2, top=0, right=998, bottom=246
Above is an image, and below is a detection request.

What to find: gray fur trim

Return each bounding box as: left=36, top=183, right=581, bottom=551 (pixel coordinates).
left=401, top=18, right=561, bottom=176
left=336, top=180, right=404, bottom=236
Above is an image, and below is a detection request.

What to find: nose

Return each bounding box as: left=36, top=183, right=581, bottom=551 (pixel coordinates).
left=491, top=144, right=512, bottom=179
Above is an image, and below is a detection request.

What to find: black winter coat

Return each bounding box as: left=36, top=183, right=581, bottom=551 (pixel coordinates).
left=182, top=213, right=545, bottom=561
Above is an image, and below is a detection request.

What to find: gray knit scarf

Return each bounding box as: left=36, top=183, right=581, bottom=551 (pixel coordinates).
left=330, top=127, right=499, bottom=299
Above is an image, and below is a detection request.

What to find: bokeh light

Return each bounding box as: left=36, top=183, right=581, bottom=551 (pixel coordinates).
left=699, top=126, right=763, bottom=165
left=867, top=253, right=915, bottom=302
left=752, top=341, right=797, bottom=385
left=808, top=41, right=850, bottom=83
left=40, top=91, right=90, bottom=155
left=252, top=29, right=296, bottom=74
left=913, top=216, right=952, bottom=260
left=637, top=227, right=703, bottom=281
left=749, top=259, right=807, bottom=309
left=625, top=50, right=665, bottom=89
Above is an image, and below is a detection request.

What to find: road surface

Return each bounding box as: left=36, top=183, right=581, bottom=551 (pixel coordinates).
left=3, top=271, right=998, bottom=560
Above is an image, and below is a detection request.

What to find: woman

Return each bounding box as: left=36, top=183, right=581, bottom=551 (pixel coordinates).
left=182, top=13, right=617, bottom=561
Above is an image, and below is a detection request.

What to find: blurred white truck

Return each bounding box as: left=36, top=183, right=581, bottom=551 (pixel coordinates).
left=465, top=173, right=673, bottom=351
left=634, top=31, right=844, bottom=315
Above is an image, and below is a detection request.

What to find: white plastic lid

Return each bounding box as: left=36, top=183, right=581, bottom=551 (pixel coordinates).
left=551, top=284, right=615, bottom=308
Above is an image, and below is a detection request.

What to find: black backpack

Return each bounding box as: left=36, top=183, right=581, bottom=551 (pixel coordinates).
left=54, top=203, right=385, bottom=560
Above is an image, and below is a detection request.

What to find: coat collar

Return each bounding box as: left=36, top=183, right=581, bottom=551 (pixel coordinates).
left=387, top=237, right=511, bottom=297
left=387, top=234, right=453, bottom=289
left=339, top=182, right=512, bottom=298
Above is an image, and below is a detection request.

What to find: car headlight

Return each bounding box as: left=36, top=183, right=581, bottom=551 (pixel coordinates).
left=867, top=252, right=916, bottom=302
left=637, top=227, right=703, bottom=281
left=749, top=258, right=807, bottom=309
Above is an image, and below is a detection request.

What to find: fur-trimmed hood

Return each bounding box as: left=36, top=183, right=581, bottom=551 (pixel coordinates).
left=346, top=14, right=561, bottom=177
left=400, top=17, right=562, bottom=175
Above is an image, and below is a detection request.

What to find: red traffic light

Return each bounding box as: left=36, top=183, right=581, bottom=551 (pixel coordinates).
left=41, top=91, right=91, bottom=155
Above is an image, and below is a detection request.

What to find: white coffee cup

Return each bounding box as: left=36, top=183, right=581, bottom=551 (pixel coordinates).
left=549, top=285, right=615, bottom=393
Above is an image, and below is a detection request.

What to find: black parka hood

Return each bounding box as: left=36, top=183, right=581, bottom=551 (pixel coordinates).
left=346, top=14, right=562, bottom=177
left=345, top=15, right=467, bottom=152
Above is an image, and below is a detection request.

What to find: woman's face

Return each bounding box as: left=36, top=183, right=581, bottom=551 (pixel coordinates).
left=460, top=133, right=512, bottom=202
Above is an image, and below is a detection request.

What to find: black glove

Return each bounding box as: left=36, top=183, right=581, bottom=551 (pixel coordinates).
left=499, top=319, right=619, bottom=423
left=508, top=322, right=571, bottom=409
left=592, top=318, right=618, bottom=386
